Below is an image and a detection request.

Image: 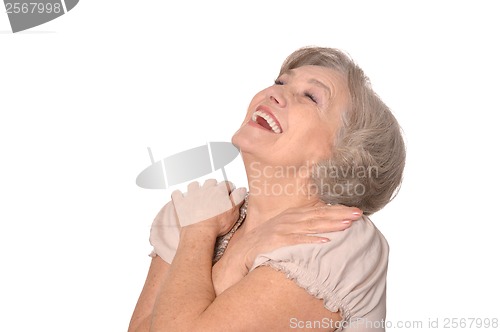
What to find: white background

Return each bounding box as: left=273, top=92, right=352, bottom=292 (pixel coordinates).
left=1, top=1, right=499, bottom=331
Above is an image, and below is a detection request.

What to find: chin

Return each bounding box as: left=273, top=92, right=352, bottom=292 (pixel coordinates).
left=231, top=126, right=251, bottom=151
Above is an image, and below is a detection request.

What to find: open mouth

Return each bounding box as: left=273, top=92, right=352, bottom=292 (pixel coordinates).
left=251, top=110, right=282, bottom=134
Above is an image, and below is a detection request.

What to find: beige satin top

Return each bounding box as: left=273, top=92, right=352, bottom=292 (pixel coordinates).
left=250, top=216, right=389, bottom=331
left=149, top=202, right=389, bottom=331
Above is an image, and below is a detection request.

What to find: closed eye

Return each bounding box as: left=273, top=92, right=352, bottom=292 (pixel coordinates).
left=274, top=79, right=318, bottom=104
left=305, top=92, right=317, bottom=103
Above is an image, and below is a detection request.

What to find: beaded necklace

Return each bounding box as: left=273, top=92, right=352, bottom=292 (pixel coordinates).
left=212, top=193, right=249, bottom=265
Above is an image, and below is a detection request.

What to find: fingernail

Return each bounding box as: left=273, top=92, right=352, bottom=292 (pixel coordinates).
left=320, top=238, right=330, bottom=243
left=342, top=220, right=351, bottom=224
left=352, top=211, right=361, bottom=216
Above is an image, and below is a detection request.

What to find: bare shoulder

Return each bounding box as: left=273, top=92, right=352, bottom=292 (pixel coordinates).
left=194, top=265, right=341, bottom=331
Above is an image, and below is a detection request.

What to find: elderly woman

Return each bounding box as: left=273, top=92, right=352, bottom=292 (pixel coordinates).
left=129, top=47, right=405, bottom=331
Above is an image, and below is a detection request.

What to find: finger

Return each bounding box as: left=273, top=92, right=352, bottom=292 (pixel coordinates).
left=287, top=234, right=331, bottom=245
left=295, top=216, right=354, bottom=234
left=329, top=204, right=363, bottom=216
left=270, top=211, right=354, bottom=234
left=219, top=180, right=235, bottom=193
left=304, top=204, right=363, bottom=222
left=187, top=181, right=200, bottom=192
left=328, top=206, right=363, bottom=221
left=202, top=179, right=218, bottom=188
left=229, top=187, right=247, bottom=207
left=171, top=189, right=184, bottom=201
left=281, top=204, right=360, bottom=226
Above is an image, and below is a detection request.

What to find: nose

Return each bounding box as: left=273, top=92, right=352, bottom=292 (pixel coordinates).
left=266, top=86, right=287, bottom=108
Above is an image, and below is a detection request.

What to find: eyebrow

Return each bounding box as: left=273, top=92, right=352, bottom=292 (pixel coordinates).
left=308, top=79, right=332, bottom=97
left=282, top=69, right=333, bottom=98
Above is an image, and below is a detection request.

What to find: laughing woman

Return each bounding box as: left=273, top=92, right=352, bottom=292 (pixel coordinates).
left=129, top=47, right=405, bottom=332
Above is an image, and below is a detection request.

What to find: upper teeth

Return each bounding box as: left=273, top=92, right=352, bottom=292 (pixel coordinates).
left=252, top=111, right=282, bottom=134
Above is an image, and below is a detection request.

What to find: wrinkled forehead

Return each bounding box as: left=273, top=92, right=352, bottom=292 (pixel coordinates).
left=279, top=53, right=351, bottom=77
left=285, top=65, right=350, bottom=105
left=280, top=65, right=345, bottom=80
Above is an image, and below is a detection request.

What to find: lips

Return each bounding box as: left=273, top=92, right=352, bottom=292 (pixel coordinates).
left=251, top=109, right=282, bottom=134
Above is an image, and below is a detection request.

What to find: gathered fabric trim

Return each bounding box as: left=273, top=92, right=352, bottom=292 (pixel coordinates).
left=261, top=260, right=351, bottom=326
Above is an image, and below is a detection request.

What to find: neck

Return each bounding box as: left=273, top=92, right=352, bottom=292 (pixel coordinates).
left=239, top=156, right=321, bottom=234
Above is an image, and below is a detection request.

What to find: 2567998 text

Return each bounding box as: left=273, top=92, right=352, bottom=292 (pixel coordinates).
left=5, top=2, right=62, bottom=14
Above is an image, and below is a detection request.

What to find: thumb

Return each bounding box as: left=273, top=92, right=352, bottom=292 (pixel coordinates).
left=229, top=187, right=247, bottom=207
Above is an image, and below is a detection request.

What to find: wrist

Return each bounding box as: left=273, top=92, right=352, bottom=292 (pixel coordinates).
left=178, top=226, right=218, bottom=252
left=181, top=222, right=219, bottom=239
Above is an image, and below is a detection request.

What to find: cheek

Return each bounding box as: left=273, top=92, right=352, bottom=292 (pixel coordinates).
left=311, top=127, right=334, bottom=147
left=297, top=112, right=334, bottom=137
left=304, top=123, right=335, bottom=159
left=243, top=91, right=266, bottom=119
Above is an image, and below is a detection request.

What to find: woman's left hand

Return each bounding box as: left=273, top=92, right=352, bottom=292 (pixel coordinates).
left=171, top=179, right=247, bottom=236
left=212, top=202, right=362, bottom=295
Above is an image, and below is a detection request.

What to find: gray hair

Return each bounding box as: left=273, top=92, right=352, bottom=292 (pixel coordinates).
left=279, top=47, right=406, bottom=215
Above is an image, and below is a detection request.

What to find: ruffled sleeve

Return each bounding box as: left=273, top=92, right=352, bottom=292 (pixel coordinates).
left=249, top=216, right=389, bottom=330
left=148, top=201, right=181, bottom=264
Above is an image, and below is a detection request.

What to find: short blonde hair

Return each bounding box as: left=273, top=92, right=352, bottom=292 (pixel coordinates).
left=279, top=47, right=406, bottom=214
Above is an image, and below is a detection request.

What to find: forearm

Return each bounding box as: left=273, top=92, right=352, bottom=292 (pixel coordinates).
left=129, top=256, right=170, bottom=332
left=150, top=226, right=217, bottom=331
